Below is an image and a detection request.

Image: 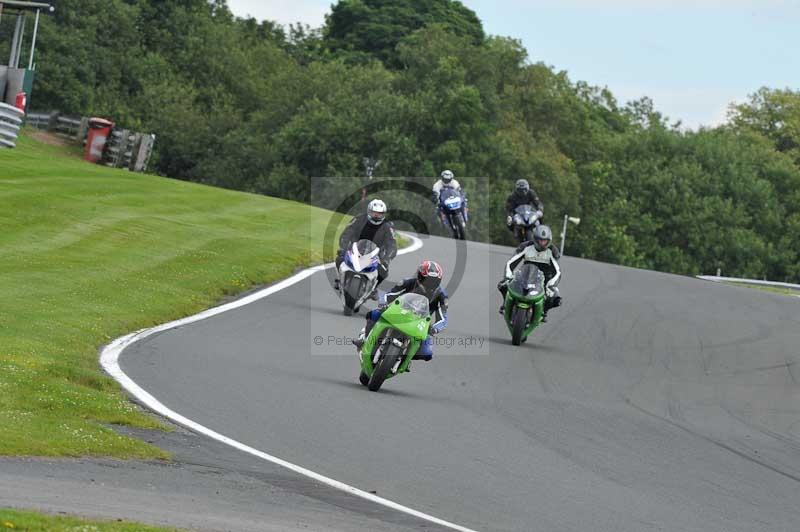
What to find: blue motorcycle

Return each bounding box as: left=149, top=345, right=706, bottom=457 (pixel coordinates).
left=438, top=186, right=468, bottom=240
left=511, top=204, right=542, bottom=244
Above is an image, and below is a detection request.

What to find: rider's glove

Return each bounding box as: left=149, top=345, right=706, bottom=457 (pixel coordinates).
left=545, top=281, right=558, bottom=298
left=535, top=210, right=543, bottom=220
left=506, top=215, right=513, bottom=226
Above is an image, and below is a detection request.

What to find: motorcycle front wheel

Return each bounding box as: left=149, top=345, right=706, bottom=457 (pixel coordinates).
left=514, top=226, right=526, bottom=243
left=343, top=276, right=363, bottom=315
left=455, top=213, right=466, bottom=240
left=368, top=344, right=403, bottom=392
left=511, top=306, right=529, bottom=346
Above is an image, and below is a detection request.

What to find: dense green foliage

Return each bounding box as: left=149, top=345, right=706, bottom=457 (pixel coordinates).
left=3, top=0, right=799, bottom=281
left=325, top=0, right=485, bottom=66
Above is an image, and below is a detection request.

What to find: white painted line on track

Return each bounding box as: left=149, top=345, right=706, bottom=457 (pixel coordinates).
left=100, top=233, right=480, bottom=532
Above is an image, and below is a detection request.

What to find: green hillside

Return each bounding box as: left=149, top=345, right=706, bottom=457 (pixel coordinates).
left=0, top=132, right=343, bottom=457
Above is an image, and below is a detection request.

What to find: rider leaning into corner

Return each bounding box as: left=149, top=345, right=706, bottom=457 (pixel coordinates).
left=431, top=169, right=468, bottom=223
left=497, top=224, right=563, bottom=322
left=354, top=261, right=448, bottom=362
left=334, top=198, right=398, bottom=292
left=505, top=178, right=544, bottom=230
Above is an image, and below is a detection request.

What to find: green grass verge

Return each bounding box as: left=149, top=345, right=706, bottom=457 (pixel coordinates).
left=723, top=282, right=800, bottom=298
left=0, top=132, right=350, bottom=458
left=0, top=508, right=180, bottom=531
left=395, top=232, right=411, bottom=249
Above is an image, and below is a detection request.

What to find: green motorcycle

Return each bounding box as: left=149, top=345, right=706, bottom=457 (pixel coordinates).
left=503, top=262, right=546, bottom=346
left=358, top=293, right=431, bottom=392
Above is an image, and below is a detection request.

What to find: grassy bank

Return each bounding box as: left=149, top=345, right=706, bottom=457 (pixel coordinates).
left=0, top=133, right=347, bottom=458
left=723, top=282, right=800, bottom=298
left=0, top=508, right=180, bottom=531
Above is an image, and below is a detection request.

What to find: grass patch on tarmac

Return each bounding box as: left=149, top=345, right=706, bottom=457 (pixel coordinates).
left=0, top=508, right=180, bottom=531
left=0, top=132, right=347, bottom=458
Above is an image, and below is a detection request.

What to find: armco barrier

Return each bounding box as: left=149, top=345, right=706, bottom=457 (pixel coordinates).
left=0, top=102, right=24, bottom=148
left=697, top=275, right=800, bottom=293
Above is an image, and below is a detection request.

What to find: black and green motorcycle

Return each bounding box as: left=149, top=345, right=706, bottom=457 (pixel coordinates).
left=502, top=262, right=546, bottom=345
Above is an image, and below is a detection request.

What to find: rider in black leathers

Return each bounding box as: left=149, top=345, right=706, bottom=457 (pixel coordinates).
left=335, top=199, right=397, bottom=288
left=505, top=179, right=544, bottom=231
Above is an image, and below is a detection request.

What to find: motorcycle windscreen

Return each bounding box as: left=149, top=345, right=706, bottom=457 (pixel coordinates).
left=383, top=293, right=431, bottom=338
left=439, top=187, right=462, bottom=209
left=514, top=204, right=534, bottom=223
left=508, top=262, right=545, bottom=300
left=349, top=239, right=380, bottom=272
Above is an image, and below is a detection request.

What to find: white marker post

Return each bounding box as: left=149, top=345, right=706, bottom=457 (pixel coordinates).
left=560, top=214, right=581, bottom=256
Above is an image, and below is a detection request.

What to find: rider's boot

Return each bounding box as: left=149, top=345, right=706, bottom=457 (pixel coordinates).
left=353, top=327, right=365, bottom=349
left=354, top=317, right=377, bottom=350
left=333, top=277, right=340, bottom=291
left=541, top=296, right=562, bottom=323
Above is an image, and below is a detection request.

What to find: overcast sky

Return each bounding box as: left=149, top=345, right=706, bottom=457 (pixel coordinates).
left=226, top=0, right=800, bottom=130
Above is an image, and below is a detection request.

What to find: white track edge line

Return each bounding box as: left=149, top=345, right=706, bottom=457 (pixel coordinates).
left=100, top=233, right=479, bottom=532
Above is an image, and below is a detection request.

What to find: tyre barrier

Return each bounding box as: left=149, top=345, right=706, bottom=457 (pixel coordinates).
left=0, top=102, right=24, bottom=148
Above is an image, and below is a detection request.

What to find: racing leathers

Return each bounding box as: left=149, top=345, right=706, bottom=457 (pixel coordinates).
left=498, top=243, right=562, bottom=319
left=516, top=240, right=562, bottom=260
left=361, top=279, right=448, bottom=361
left=335, top=213, right=397, bottom=284
left=432, top=178, right=463, bottom=203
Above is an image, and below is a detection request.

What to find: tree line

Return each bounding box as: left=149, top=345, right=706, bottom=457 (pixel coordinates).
left=3, top=0, right=799, bottom=282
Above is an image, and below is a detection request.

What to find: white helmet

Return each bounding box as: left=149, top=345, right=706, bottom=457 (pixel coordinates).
left=367, top=198, right=387, bottom=225
left=440, top=170, right=454, bottom=183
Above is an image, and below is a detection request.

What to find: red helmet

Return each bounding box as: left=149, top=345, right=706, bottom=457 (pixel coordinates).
left=416, top=260, right=443, bottom=292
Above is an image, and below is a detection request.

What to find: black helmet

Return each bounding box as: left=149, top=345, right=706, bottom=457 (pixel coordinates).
left=515, top=179, right=529, bottom=196
left=532, top=224, right=552, bottom=251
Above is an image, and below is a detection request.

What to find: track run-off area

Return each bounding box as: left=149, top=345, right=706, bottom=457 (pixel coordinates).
left=113, top=233, right=800, bottom=532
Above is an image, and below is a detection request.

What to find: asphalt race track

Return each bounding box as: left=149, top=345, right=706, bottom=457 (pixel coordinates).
left=121, top=234, right=800, bottom=532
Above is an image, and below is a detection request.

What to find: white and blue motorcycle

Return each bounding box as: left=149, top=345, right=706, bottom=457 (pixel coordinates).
left=337, top=239, right=381, bottom=316
left=437, top=186, right=468, bottom=240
